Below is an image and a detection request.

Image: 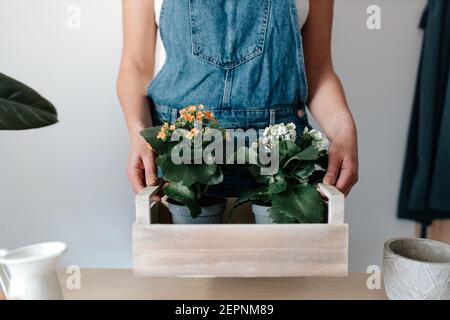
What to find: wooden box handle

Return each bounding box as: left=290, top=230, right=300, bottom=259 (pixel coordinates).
left=135, top=185, right=161, bottom=225
left=318, top=183, right=345, bottom=224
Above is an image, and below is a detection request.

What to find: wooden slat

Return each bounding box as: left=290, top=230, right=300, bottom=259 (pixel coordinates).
left=133, top=224, right=348, bottom=277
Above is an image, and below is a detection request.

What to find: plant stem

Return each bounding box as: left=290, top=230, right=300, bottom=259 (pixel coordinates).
left=196, top=183, right=202, bottom=202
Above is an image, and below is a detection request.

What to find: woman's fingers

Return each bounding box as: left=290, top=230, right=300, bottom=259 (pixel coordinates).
left=128, top=137, right=159, bottom=194
left=335, top=157, right=358, bottom=196
left=127, top=155, right=146, bottom=194
left=143, top=150, right=158, bottom=187
left=323, top=149, right=342, bottom=186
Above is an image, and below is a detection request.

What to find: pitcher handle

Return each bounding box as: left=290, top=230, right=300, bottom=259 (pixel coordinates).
left=0, top=249, right=10, bottom=299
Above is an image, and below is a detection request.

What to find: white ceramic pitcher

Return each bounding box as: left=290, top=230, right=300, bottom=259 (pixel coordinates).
left=0, top=242, right=66, bottom=300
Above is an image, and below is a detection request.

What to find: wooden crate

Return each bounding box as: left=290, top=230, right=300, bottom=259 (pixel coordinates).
left=133, top=183, right=348, bottom=277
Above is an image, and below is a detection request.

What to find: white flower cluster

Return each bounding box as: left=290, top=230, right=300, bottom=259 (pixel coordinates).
left=253, top=122, right=297, bottom=152
left=303, top=128, right=329, bottom=152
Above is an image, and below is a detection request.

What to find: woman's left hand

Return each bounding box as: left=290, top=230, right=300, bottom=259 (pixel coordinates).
left=323, top=128, right=359, bottom=196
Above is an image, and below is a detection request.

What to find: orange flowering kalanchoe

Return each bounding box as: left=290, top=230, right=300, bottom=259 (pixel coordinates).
left=157, top=105, right=218, bottom=141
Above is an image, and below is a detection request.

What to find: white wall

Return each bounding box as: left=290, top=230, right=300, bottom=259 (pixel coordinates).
left=0, top=0, right=424, bottom=271
left=330, top=0, right=425, bottom=270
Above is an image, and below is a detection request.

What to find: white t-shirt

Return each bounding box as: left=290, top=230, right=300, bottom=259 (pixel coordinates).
left=154, top=0, right=310, bottom=75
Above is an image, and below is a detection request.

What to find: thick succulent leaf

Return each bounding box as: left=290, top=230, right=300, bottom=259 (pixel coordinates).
left=140, top=126, right=161, bottom=147
left=283, top=145, right=320, bottom=168
left=271, top=185, right=324, bottom=223
left=279, top=140, right=302, bottom=162
left=157, top=154, right=193, bottom=185
left=140, top=126, right=178, bottom=154
left=268, top=207, right=297, bottom=224
left=163, top=182, right=201, bottom=218
left=189, top=163, right=221, bottom=185
left=248, top=165, right=273, bottom=183
left=267, top=176, right=287, bottom=194
left=294, top=163, right=316, bottom=180
left=157, top=154, right=222, bottom=186
left=0, top=73, right=58, bottom=130
left=232, top=186, right=271, bottom=209
left=315, top=151, right=329, bottom=170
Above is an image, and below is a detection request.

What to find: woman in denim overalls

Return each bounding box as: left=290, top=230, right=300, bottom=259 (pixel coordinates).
left=118, top=0, right=358, bottom=197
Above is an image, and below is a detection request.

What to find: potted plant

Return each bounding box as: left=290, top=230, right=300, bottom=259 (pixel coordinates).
left=0, top=73, right=57, bottom=130
left=233, top=123, right=329, bottom=224
left=140, top=105, right=226, bottom=224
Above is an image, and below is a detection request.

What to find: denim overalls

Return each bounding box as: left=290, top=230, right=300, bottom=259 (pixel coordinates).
left=148, top=0, right=310, bottom=197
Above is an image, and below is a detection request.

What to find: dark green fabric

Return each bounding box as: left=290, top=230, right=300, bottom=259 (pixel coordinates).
left=398, top=0, right=450, bottom=223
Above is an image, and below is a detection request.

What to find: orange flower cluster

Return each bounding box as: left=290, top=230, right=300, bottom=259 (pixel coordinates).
left=157, top=105, right=218, bottom=141
left=179, top=105, right=214, bottom=123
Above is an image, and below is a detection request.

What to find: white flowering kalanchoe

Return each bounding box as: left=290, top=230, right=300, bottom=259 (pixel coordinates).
left=253, top=122, right=297, bottom=152
left=303, top=128, right=329, bottom=152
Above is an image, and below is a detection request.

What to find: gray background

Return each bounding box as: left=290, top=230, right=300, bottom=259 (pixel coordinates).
left=0, top=0, right=425, bottom=271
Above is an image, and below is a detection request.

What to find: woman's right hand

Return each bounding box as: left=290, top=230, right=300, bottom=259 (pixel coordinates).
left=127, top=133, right=158, bottom=194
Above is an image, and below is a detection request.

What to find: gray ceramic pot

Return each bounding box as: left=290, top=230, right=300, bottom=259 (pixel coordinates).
left=383, top=238, right=450, bottom=300
left=252, top=204, right=274, bottom=224
left=168, top=198, right=226, bottom=224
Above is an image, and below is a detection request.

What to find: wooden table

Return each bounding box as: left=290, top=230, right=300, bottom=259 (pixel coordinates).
left=55, top=269, right=387, bottom=300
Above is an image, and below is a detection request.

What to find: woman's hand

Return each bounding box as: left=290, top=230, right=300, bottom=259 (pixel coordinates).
left=118, top=0, right=158, bottom=193
left=302, top=0, right=359, bottom=196
left=127, top=133, right=158, bottom=194
left=323, top=127, right=359, bottom=196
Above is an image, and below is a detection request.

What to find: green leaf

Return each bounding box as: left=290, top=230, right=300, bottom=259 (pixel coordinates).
left=140, top=126, right=177, bottom=154
left=232, top=186, right=271, bottom=209
left=268, top=207, right=297, bottom=224
left=157, top=154, right=193, bottom=186
left=271, top=185, right=324, bottom=223
left=140, top=125, right=161, bottom=147
left=279, top=140, right=302, bottom=162
left=163, top=182, right=201, bottom=218
left=267, top=176, right=287, bottom=194
left=157, top=154, right=222, bottom=186
left=283, top=145, right=320, bottom=168
left=315, top=151, right=329, bottom=170
left=294, top=163, right=316, bottom=180
left=248, top=165, right=273, bottom=183
left=0, top=73, right=58, bottom=130
left=190, top=164, right=222, bottom=185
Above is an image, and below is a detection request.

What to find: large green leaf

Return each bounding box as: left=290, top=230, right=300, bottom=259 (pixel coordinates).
left=140, top=126, right=178, bottom=154
left=267, top=175, right=287, bottom=194
left=269, top=207, right=297, bottom=224
left=157, top=153, right=222, bottom=186
left=163, top=182, right=201, bottom=218
left=293, top=163, right=316, bottom=181
left=279, top=140, right=302, bottom=161
left=283, top=145, right=320, bottom=168
left=0, top=73, right=58, bottom=130
left=248, top=165, right=272, bottom=183
left=270, top=185, right=324, bottom=223
left=232, top=186, right=271, bottom=210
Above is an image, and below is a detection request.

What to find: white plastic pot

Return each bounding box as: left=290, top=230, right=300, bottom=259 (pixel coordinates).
left=168, top=198, right=226, bottom=224
left=252, top=203, right=274, bottom=224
